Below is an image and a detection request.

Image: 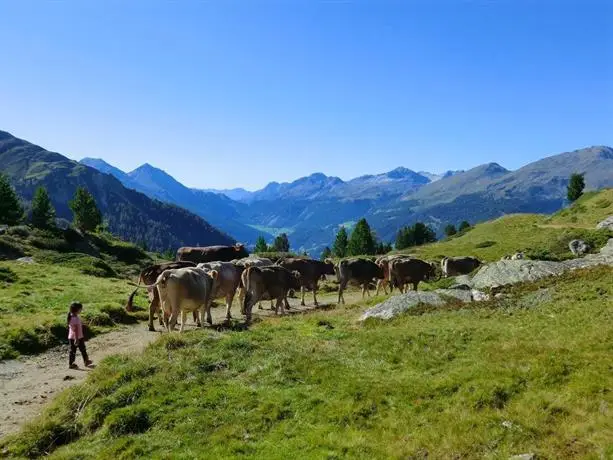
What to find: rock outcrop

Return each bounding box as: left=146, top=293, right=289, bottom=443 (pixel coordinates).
left=596, top=216, right=613, bottom=231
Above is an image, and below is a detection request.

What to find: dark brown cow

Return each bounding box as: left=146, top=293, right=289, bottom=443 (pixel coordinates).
left=176, top=243, right=248, bottom=264
left=126, top=261, right=196, bottom=331
left=242, top=266, right=302, bottom=320
left=277, top=258, right=335, bottom=306
left=336, top=258, right=384, bottom=304
left=389, top=258, right=439, bottom=292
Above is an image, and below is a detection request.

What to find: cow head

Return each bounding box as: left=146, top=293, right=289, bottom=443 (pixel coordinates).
left=290, top=270, right=302, bottom=290
left=427, top=262, right=441, bottom=281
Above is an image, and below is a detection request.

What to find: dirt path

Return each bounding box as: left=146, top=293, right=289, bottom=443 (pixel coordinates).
left=0, top=322, right=160, bottom=439
left=0, top=289, right=370, bottom=439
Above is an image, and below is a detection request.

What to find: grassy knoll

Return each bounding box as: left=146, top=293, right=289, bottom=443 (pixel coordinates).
left=4, top=266, right=612, bottom=459
left=0, top=261, right=147, bottom=359
left=410, top=214, right=611, bottom=263
left=547, top=188, right=613, bottom=227
left=405, top=188, right=613, bottom=263
left=0, top=226, right=154, bottom=278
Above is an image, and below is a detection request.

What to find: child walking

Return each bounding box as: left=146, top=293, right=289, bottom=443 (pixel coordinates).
left=67, top=302, right=93, bottom=369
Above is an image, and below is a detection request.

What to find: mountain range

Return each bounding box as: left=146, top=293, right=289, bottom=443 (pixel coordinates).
left=3, top=128, right=612, bottom=256
left=82, top=143, right=613, bottom=256
left=0, top=131, right=234, bottom=252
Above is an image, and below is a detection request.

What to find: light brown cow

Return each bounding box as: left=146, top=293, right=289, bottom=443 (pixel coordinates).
left=145, top=267, right=218, bottom=332
left=197, top=261, right=241, bottom=321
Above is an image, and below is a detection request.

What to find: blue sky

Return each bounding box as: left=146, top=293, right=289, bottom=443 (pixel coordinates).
left=1, top=1, right=611, bottom=190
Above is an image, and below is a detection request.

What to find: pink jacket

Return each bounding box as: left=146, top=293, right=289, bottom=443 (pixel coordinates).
left=68, top=315, right=84, bottom=340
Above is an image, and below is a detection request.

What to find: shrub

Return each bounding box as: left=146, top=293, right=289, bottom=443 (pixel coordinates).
left=7, top=225, right=31, bottom=238
left=0, top=266, right=18, bottom=283
left=474, top=240, right=496, bottom=248
left=0, top=237, right=25, bottom=260
left=105, top=407, right=151, bottom=437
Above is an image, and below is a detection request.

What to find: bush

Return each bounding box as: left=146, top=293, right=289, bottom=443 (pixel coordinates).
left=28, top=236, right=71, bottom=252
left=0, top=237, right=25, bottom=260
left=474, top=240, right=496, bottom=249
left=0, top=266, right=18, bottom=283
left=7, top=225, right=31, bottom=238
left=105, top=407, right=151, bottom=436
left=88, top=233, right=150, bottom=265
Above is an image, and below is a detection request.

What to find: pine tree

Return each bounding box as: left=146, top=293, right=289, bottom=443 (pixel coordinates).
left=458, top=220, right=471, bottom=233
left=0, top=174, right=24, bottom=225
left=444, top=224, right=457, bottom=237
left=320, top=246, right=332, bottom=260
left=333, top=226, right=348, bottom=258
left=567, top=172, right=585, bottom=202
left=347, top=218, right=376, bottom=256
left=272, top=233, right=290, bottom=252
left=30, top=186, right=56, bottom=229
left=69, top=187, right=102, bottom=232
left=254, top=236, right=269, bottom=253
left=413, top=222, right=437, bottom=245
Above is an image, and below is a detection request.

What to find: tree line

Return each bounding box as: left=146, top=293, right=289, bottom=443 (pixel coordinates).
left=0, top=174, right=102, bottom=232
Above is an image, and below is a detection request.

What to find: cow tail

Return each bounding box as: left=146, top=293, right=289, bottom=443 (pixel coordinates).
left=125, top=275, right=143, bottom=312
left=243, top=267, right=253, bottom=311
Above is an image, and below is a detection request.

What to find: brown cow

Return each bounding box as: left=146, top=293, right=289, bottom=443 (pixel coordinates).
left=126, top=261, right=196, bottom=331
left=389, top=258, right=439, bottom=292
left=176, top=243, right=248, bottom=264
left=277, top=258, right=335, bottom=306
left=375, top=255, right=411, bottom=295
left=242, top=266, right=302, bottom=320
left=336, top=258, right=384, bottom=304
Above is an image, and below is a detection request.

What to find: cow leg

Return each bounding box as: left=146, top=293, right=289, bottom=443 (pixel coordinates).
left=225, top=292, right=233, bottom=320
left=413, top=281, right=419, bottom=291
left=275, top=297, right=285, bottom=315
left=205, top=301, right=213, bottom=325
left=338, top=281, right=346, bottom=305
left=148, top=298, right=157, bottom=332
left=375, top=280, right=381, bottom=296
left=300, top=286, right=306, bottom=306
left=168, top=310, right=179, bottom=332
left=179, top=311, right=187, bottom=333
left=191, top=310, right=201, bottom=327
left=312, top=283, right=319, bottom=306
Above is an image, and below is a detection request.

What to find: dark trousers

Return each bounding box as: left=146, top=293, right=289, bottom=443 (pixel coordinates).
left=69, top=338, right=89, bottom=365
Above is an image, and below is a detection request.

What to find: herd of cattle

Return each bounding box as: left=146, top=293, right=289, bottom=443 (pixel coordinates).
left=125, top=244, right=487, bottom=332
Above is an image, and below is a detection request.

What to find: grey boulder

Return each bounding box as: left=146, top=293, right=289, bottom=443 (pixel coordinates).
left=596, top=216, right=613, bottom=231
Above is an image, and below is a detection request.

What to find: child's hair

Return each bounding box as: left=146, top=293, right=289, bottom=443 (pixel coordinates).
left=67, top=302, right=84, bottom=325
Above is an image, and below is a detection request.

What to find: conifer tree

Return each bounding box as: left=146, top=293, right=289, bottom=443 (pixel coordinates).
left=31, top=186, right=56, bottom=229
left=69, top=187, right=102, bottom=232
left=0, top=174, right=24, bottom=225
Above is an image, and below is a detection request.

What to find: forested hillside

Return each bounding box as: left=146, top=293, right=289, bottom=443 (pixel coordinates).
left=0, top=131, right=233, bottom=252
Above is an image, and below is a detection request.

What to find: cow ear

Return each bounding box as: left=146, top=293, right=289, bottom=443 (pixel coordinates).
left=209, top=270, right=219, bottom=280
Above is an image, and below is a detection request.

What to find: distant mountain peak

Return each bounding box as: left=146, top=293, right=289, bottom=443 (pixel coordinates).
left=386, top=166, right=420, bottom=179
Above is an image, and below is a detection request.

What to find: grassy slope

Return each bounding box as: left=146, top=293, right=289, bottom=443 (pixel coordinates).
left=3, top=266, right=612, bottom=459
left=406, top=189, right=613, bottom=262
left=0, top=227, right=157, bottom=359
left=547, top=189, right=613, bottom=227
left=0, top=262, right=148, bottom=359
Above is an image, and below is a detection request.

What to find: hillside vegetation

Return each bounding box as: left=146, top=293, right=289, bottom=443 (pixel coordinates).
left=408, top=189, right=613, bottom=262
left=0, top=130, right=234, bottom=252
left=3, top=266, right=612, bottom=458
left=0, top=227, right=156, bottom=359
left=548, top=188, right=613, bottom=227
